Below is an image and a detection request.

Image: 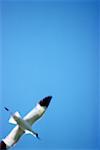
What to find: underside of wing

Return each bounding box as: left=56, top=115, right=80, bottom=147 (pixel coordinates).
left=12, top=126, right=25, bottom=143
left=23, top=104, right=45, bottom=125
left=3, top=126, right=24, bottom=147
left=23, top=96, right=52, bottom=126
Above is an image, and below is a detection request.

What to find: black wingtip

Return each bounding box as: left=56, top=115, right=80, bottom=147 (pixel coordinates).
left=39, top=96, right=52, bottom=107
left=0, top=141, right=7, bottom=150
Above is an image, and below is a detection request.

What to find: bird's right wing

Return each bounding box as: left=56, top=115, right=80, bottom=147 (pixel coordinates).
left=23, top=103, right=46, bottom=126
left=23, top=96, right=52, bottom=126
left=3, top=125, right=24, bottom=148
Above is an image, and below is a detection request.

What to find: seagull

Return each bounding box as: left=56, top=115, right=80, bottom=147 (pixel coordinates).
left=0, top=96, right=52, bottom=150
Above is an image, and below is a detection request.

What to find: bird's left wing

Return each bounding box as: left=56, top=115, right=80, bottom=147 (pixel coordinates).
left=3, top=125, right=24, bottom=148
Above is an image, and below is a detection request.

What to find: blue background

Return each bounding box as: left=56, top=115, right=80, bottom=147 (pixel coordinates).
left=1, top=0, right=99, bottom=150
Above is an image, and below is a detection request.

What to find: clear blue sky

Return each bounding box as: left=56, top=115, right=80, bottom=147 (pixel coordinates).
left=1, top=0, right=99, bottom=150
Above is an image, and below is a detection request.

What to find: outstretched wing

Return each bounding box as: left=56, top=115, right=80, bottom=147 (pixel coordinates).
left=23, top=96, right=52, bottom=126
left=3, top=126, right=24, bottom=148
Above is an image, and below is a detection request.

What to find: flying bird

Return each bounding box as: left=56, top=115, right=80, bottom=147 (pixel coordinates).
left=0, top=96, right=52, bottom=150
left=4, top=107, right=9, bottom=112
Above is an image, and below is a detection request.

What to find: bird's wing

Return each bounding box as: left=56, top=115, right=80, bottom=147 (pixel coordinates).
left=3, top=126, right=24, bottom=148
left=23, top=103, right=45, bottom=125
left=23, top=96, right=52, bottom=126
